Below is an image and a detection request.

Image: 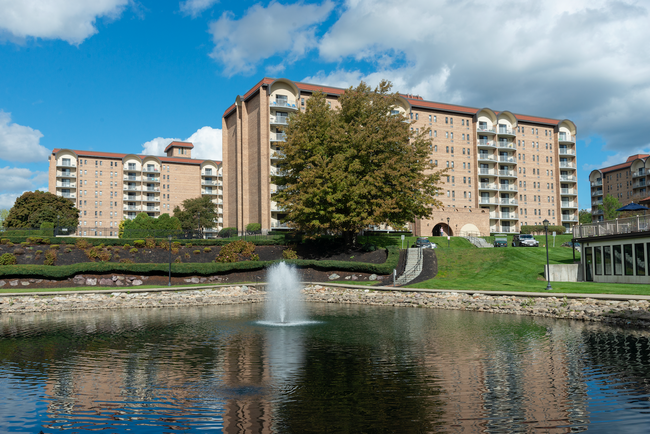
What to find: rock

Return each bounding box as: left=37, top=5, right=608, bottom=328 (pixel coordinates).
left=369, top=274, right=378, bottom=281
left=116, top=276, right=125, bottom=281
left=9, top=280, right=18, bottom=286
left=86, top=278, right=97, bottom=286
left=328, top=273, right=340, bottom=280
left=21, top=281, right=30, bottom=286
left=345, top=276, right=351, bottom=280
left=73, top=275, right=85, bottom=285
left=184, top=278, right=192, bottom=283
left=115, top=281, right=124, bottom=286
left=351, top=275, right=358, bottom=280
left=0, top=281, right=5, bottom=287
left=190, top=277, right=200, bottom=284
left=112, top=275, right=118, bottom=281
left=132, top=280, right=143, bottom=286
left=99, top=278, right=113, bottom=286
left=200, top=278, right=207, bottom=283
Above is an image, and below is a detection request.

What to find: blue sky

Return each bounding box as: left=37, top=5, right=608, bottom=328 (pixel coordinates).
left=1, top=0, right=649, bottom=211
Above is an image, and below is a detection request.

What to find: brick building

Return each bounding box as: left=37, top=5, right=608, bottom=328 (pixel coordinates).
left=222, top=78, right=579, bottom=236
left=588, top=154, right=650, bottom=222
left=48, top=141, right=223, bottom=237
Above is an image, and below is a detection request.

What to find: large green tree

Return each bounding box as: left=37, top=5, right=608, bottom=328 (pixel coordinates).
left=173, top=196, right=218, bottom=231
left=0, top=209, right=9, bottom=227
left=579, top=209, right=592, bottom=224
left=599, top=194, right=622, bottom=220
left=4, top=191, right=79, bottom=228
left=272, top=80, right=445, bottom=246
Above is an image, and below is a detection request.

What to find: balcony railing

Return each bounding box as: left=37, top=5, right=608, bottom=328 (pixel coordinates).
left=558, top=134, right=575, bottom=143
left=498, top=156, right=516, bottom=163
left=497, top=141, right=515, bottom=149
left=592, top=200, right=603, bottom=206
left=56, top=162, right=76, bottom=167
left=270, top=132, right=287, bottom=142
left=270, top=115, right=290, bottom=125
left=559, top=162, right=575, bottom=168
left=124, top=166, right=139, bottom=171
left=561, top=188, right=577, bottom=195
left=591, top=180, right=603, bottom=187
left=270, top=99, right=298, bottom=110
left=142, top=168, right=160, bottom=174
left=633, top=181, right=647, bottom=189
left=558, top=149, right=575, bottom=155
left=491, top=227, right=515, bottom=233
left=500, top=213, right=518, bottom=219
left=57, top=172, right=76, bottom=178
left=497, top=128, right=515, bottom=136
left=124, top=176, right=141, bottom=181
left=58, top=193, right=76, bottom=199
left=123, top=205, right=141, bottom=211
left=272, top=222, right=292, bottom=228
left=591, top=191, right=603, bottom=197
left=477, top=126, right=496, bottom=134
left=633, top=170, right=646, bottom=178
left=561, top=202, right=578, bottom=208
left=498, top=170, right=516, bottom=177
left=479, top=169, right=496, bottom=175
left=202, top=190, right=218, bottom=195
left=479, top=183, right=498, bottom=190
left=143, top=197, right=160, bottom=202
left=560, top=175, right=576, bottom=181
left=123, top=185, right=140, bottom=191
left=144, top=177, right=160, bottom=183
left=499, top=184, right=517, bottom=191
left=56, top=182, right=76, bottom=188
left=479, top=198, right=498, bottom=205
left=201, top=180, right=219, bottom=186
left=477, top=140, right=495, bottom=147
left=271, top=150, right=286, bottom=159
left=123, top=195, right=141, bottom=201
left=478, top=154, right=496, bottom=161
left=500, top=199, right=518, bottom=205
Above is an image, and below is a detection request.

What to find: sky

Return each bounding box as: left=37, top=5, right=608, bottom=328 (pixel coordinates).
left=1, top=0, right=650, bottom=212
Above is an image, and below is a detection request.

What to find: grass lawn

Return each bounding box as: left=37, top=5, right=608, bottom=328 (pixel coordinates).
left=406, top=235, right=650, bottom=296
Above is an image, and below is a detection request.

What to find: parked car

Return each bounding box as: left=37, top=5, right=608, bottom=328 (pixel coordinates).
left=493, top=237, right=508, bottom=247
left=413, top=237, right=437, bottom=249
left=512, top=234, right=539, bottom=247
left=561, top=241, right=581, bottom=248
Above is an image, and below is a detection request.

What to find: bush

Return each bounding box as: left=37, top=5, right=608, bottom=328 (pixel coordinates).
left=13, top=249, right=24, bottom=256
left=97, top=251, right=112, bottom=262
left=158, top=241, right=170, bottom=250
left=0, top=239, right=8, bottom=244
left=186, top=243, right=193, bottom=248
left=174, top=256, right=182, bottom=263
left=76, top=239, right=91, bottom=250
left=119, top=258, right=134, bottom=264
left=283, top=248, right=298, bottom=260
left=194, top=250, right=201, bottom=255
left=145, top=238, right=156, bottom=249
left=114, top=253, right=120, bottom=260
left=64, top=248, right=72, bottom=253
left=215, top=240, right=256, bottom=263
left=133, top=240, right=145, bottom=248
left=50, top=244, right=60, bottom=250
left=44, top=250, right=57, bottom=266
left=185, top=252, right=190, bottom=259
left=35, top=250, right=43, bottom=256
left=204, top=247, right=212, bottom=253
left=219, top=227, right=238, bottom=238
left=130, top=248, right=138, bottom=254
left=0, top=253, right=17, bottom=265
left=85, top=247, right=100, bottom=260
left=171, top=248, right=179, bottom=255
left=246, top=223, right=262, bottom=234
left=20, top=242, right=29, bottom=247
left=6, top=242, right=14, bottom=247
left=27, top=236, right=43, bottom=244
left=172, top=242, right=181, bottom=249
left=123, top=244, right=131, bottom=250
left=40, top=222, right=54, bottom=237
left=251, top=253, right=260, bottom=261
left=361, top=244, right=377, bottom=252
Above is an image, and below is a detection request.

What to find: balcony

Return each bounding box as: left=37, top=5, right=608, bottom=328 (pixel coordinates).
left=478, top=182, right=498, bottom=190
left=591, top=180, right=602, bottom=187
left=271, top=150, right=286, bottom=159
left=272, top=221, right=291, bottom=228
left=270, top=114, right=290, bottom=125
left=201, top=180, right=220, bottom=186
left=123, top=196, right=141, bottom=201
left=498, top=156, right=516, bottom=164
left=270, top=132, right=287, bottom=142
left=145, top=207, right=160, bottom=212
left=561, top=188, right=578, bottom=195
left=123, top=185, right=141, bottom=192
left=591, top=191, right=603, bottom=197
left=558, top=149, right=575, bottom=155
left=498, top=170, right=516, bottom=177
left=592, top=199, right=603, bottom=206
left=57, top=193, right=76, bottom=199
left=143, top=197, right=160, bottom=202
left=56, top=161, right=76, bottom=168
left=271, top=168, right=287, bottom=177
left=478, top=198, right=498, bottom=205
left=500, top=198, right=518, bottom=205
left=124, top=166, right=139, bottom=172
left=143, top=177, right=160, bottom=183
left=633, top=170, right=646, bottom=178
left=477, top=126, right=496, bottom=134
left=478, top=154, right=496, bottom=162
left=271, top=201, right=286, bottom=212
left=202, top=189, right=218, bottom=195
left=479, top=168, right=497, bottom=176
left=496, top=141, right=515, bottom=149
left=142, top=167, right=160, bottom=174
left=270, top=99, right=298, bottom=110
left=143, top=186, right=160, bottom=192
left=123, top=205, right=141, bottom=211
left=560, top=175, right=576, bottom=182
left=497, top=127, right=516, bottom=137
left=593, top=209, right=604, bottom=215
left=491, top=226, right=516, bottom=233
left=124, top=176, right=141, bottom=182
left=499, top=184, right=518, bottom=191
left=561, top=215, right=578, bottom=222
left=561, top=202, right=578, bottom=209
left=633, top=181, right=647, bottom=189
left=559, top=162, right=575, bottom=168
left=500, top=213, right=519, bottom=220
left=56, top=172, right=76, bottom=178
left=56, top=182, right=76, bottom=188
left=558, top=134, right=575, bottom=144
left=477, top=140, right=495, bottom=148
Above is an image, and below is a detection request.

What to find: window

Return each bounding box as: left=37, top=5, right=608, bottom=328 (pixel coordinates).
left=452, top=176, right=455, bottom=183
left=451, top=146, right=454, bottom=153
left=434, top=145, right=437, bottom=152
left=434, top=115, right=437, bottom=122
left=636, top=243, right=646, bottom=276
left=450, top=118, right=453, bottom=124
left=451, top=133, right=453, bottom=140
left=451, top=161, right=454, bottom=168
left=429, top=115, right=432, bottom=122
left=415, top=113, right=419, bottom=120
left=624, top=244, right=634, bottom=275
left=434, top=130, right=437, bottom=137
left=604, top=246, right=612, bottom=275
left=445, top=117, right=448, bottom=124
left=446, top=146, right=449, bottom=153
left=445, top=132, right=449, bottom=138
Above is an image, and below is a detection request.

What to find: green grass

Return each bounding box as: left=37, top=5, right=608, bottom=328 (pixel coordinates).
left=406, top=236, right=650, bottom=295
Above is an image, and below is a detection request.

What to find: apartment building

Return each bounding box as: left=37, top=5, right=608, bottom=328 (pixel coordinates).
left=48, top=142, right=223, bottom=237
left=588, top=154, right=650, bottom=222
left=222, top=78, right=578, bottom=236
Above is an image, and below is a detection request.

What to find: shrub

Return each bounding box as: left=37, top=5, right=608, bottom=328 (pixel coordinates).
left=0, top=239, right=9, bottom=244
left=97, top=243, right=105, bottom=249
left=174, top=256, right=182, bottom=263
left=186, top=243, right=193, bottom=248
left=44, top=250, right=57, bottom=266
left=114, top=253, right=120, bottom=260
left=13, top=249, right=24, bottom=256
left=145, top=238, right=156, bottom=249
left=76, top=239, right=91, bottom=250
left=97, top=251, right=112, bottom=262
left=219, top=227, right=238, bottom=238
left=215, top=240, right=256, bottom=263
left=282, top=248, right=298, bottom=260
left=251, top=253, right=260, bottom=261
left=130, top=248, right=138, bottom=254
left=105, top=246, right=112, bottom=251
left=158, top=241, right=170, bottom=250
left=204, top=247, right=212, bottom=253
left=40, top=222, right=55, bottom=237
left=361, top=244, right=377, bottom=252
left=35, top=250, right=43, bottom=256
left=520, top=225, right=566, bottom=235
left=194, top=250, right=201, bottom=255
left=133, top=240, right=145, bottom=248
left=20, top=242, right=29, bottom=247
left=27, top=236, right=43, bottom=244
left=171, top=248, right=179, bottom=255
left=185, top=252, right=190, bottom=259
left=50, top=244, right=60, bottom=250
left=172, top=241, right=181, bottom=249
left=0, top=253, right=17, bottom=265
left=123, top=244, right=131, bottom=250
left=246, top=223, right=261, bottom=234
left=6, top=242, right=14, bottom=247
left=120, top=258, right=134, bottom=264
left=64, top=248, right=72, bottom=253
left=85, top=247, right=100, bottom=260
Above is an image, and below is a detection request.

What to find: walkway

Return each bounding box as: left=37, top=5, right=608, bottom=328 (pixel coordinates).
left=465, top=236, right=493, bottom=248
left=395, top=248, right=423, bottom=285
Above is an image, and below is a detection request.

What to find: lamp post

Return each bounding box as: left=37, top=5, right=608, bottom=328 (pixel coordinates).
left=446, top=217, right=450, bottom=248
left=168, top=234, right=173, bottom=286
left=543, top=219, right=552, bottom=290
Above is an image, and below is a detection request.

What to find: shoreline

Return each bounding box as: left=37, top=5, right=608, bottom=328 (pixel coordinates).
left=1, top=284, right=649, bottom=329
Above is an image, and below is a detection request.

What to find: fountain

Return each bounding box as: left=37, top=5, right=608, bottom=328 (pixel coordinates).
left=260, top=262, right=310, bottom=326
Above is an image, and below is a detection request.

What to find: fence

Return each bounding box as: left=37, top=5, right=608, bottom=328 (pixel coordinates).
left=574, top=215, right=650, bottom=239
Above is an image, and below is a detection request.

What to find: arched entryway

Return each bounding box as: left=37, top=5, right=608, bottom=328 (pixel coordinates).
left=432, top=223, right=453, bottom=236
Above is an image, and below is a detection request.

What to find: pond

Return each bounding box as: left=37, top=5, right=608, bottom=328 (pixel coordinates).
left=1, top=303, right=649, bottom=433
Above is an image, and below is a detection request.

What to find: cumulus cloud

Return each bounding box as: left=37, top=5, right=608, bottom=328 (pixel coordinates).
left=208, top=0, right=334, bottom=76
left=0, top=0, right=129, bottom=44
left=141, top=126, right=222, bottom=161
left=300, top=0, right=650, bottom=155
left=0, top=166, right=48, bottom=209
left=180, top=0, right=219, bottom=18
left=0, top=111, right=50, bottom=163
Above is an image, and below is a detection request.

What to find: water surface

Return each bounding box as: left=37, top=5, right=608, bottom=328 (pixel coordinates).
left=1, top=303, right=650, bottom=433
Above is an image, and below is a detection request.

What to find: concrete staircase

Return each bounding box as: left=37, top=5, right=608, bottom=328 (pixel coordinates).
left=395, top=248, right=423, bottom=285
left=465, top=236, right=493, bottom=248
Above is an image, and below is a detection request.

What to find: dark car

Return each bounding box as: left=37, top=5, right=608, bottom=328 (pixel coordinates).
left=512, top=234, right=539, bottom=247
left=493, top=237, right=508, bottom=247
left=413, top=237, right=436, bottom=249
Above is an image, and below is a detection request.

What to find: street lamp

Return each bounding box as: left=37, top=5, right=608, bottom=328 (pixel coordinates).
left=543, top=219, right=552, bottom=291
left=446, top=217, right=450, bottom=248
left=168, top=234, right=173, bottom=286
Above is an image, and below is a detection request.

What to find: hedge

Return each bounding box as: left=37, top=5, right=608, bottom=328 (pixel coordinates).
left=520, top=225, right=566, bottom=235
left=0, top=247, right=399, bottom=279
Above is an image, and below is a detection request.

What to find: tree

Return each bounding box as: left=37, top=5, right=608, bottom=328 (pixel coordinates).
left=579, top=209, right=592, bottom=224
left=119, top=212, right=182, bottom=238
left=0, top=209, right=8, bottom=227
left=272, top=81, right=445, bottom=246
left=599, top=194, right=622, bottom=220
left=173, top=196, right=218, bottom=232
left=4, top=191, right=78, bottom=229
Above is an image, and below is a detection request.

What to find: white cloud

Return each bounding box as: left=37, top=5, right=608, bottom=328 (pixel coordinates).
left=0, top=111, right=50, bottom=163
left=0, top=166, right=48, bottom=209
left=180, top=0, right=219, bottom=18
left=141, top=126, right=222, bottom=161
left=208, top=0, right=334, bottom=76
left=0, top=0, right=129, bottom=44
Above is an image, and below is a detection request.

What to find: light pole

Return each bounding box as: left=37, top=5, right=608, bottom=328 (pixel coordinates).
left=543, top=219, right=552, bottom=290
left=446, top=217, right=450, bottom=248
left=168, top=234, right=173, bottom=286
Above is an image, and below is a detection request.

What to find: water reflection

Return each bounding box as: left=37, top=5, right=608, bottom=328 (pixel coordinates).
left=0, top=304, right=649, bottom=432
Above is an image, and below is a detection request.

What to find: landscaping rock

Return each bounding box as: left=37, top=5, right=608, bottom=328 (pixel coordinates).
left=9, top=280, right=18, bottom=286
left=369, top=274, right=377, bottom=281
left=0, top=281, right=5, bottom=287
left=73, top=276, right=86, bottom=285
left=99, top=278, right=113, bottom=286
left=132, top=280, right=143, bottom=286
left=86, top=278, right=97, bottom=286
left=328, top=273, right=340, bottom=280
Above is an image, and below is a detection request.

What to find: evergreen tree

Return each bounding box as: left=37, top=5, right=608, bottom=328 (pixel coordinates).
left=4, top=191, right=79, bottom=229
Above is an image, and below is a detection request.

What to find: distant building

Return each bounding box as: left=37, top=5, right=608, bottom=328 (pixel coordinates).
left=222, top=77, right=579, bottom=235
left=589, top=154, right=650, bottom=222
left=48, top=142, right=223, bottom=237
